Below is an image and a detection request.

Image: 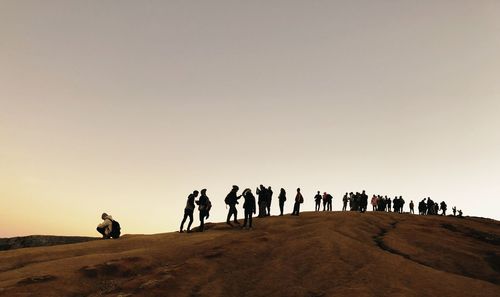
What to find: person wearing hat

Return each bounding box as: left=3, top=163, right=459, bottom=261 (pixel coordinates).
left=180, top=190, right=199, bottom=233
left=242, top=188, right=256, bottom=229
left=225, top=185, right=241, bottom=227
left=96, top=213, right=113, bottom=239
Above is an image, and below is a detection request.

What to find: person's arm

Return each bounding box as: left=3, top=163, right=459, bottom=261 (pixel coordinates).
left=97, top=219, right=111, bottom=229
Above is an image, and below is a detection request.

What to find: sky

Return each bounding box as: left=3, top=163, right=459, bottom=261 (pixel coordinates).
left=1, top=1, right=499, bottom=237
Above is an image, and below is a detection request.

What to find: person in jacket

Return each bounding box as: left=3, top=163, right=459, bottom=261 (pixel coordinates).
left=278, top=188, right=286, bottom=216
left=242, top=188, right=256, bottom=229
left=409, top=200, right=415, bottom=214
left=292, top=188, right=303, bottom=216
left=266, top=186, right=273, bottom=216
left=314, top=191, right=322, bottom=211
left=342, top=193, right=348, bottom=211
left=440, top=201, right=447, bottom=216
left=326, top=193, right=333, bottom=211
left=371, top=195, right=378, bottom=211
left=96, top=213, right=113, bottom=239
left=180, top=190, right=198, bottom=233
left=196, top=189, right=209, bottom=232
left=256, top=185, right=267, bottom=217
left=225, top=185, right=241, bottom=227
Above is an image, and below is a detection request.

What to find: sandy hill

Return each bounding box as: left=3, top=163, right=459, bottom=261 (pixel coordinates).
left=0, top=212, right=499, bottom=297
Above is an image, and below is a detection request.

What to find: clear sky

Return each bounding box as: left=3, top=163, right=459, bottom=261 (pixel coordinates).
left=1, top=1, right=499, bottom=237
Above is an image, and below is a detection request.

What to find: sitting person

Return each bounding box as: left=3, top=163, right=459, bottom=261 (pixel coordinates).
left=96, top=213, right=114, bottom=239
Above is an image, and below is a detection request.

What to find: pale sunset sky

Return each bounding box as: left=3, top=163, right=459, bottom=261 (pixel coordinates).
left=1, top=1, right=499, bottom=237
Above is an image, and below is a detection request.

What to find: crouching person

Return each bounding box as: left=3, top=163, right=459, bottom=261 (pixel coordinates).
left=96, top=213, right=121, bottom=239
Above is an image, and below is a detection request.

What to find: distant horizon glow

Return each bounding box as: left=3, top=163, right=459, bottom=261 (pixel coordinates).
left=1, top=0, right=499, bottom=237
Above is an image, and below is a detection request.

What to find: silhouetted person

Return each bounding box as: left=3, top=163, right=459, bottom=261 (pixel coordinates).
left=342, top=193, right=348, bottom=211
left=326, top=193, right=333, bottom=211
left=387, top=196, right=392, bottom=212
left=419, top=199, right=427, bottom=215
left=452, top=206, right=457, bottom=216
left=225, top=185, right=241, bottom=227
left=278, top=188, right=286, bottom=216
left=196, top=189, right=209, bottom=232
left=399, top=196, right=405, bottom=213
left=440, top=201, right=447, bottom=216
left=314, top=191, right=322, bottom=211
left=409, top=200, right=414, bottom=214
left=97, top=213, right=115, bottom=239
left=180, top=190, right=198, bottom=233
left=266, top=186, right=273, bottom=216
left=359, top=190, right=368, bottom=213
left=371, top=195, right=377, bottom=211
left=426, top=197, right=434, bottom=215
left=242, top=188, right=256, bottom=229
left=256, top=185, right=267, bottom=217
left=458, top=209, right=463, bottom=217
left=292, top=188, right=303, bottom=216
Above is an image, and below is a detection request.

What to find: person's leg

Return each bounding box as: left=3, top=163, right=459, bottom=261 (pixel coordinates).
left=232, top=205, right=239, bottom=224
left=280, top=201, right=284, bottom=215
left=199, top=211, right=205, bottom=232
left=243, top=210, right=248, bottom=227
left=297, top=203, right=301, bottom=215
left=249, top=211, right=253, bottom=228
left=227, top=206, right=233, bottom=224
left=187, top=211, right=194, bottom=231
left=96, top=227, right=106, bottom=237
left=180, top=210, right=188, bottom=232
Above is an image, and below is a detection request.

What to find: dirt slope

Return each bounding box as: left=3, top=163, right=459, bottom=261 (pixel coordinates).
left=0, top=212, right=499, bottom=297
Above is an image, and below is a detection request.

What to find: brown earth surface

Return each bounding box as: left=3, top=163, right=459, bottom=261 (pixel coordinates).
left=0, top=211, right=499, bottom=297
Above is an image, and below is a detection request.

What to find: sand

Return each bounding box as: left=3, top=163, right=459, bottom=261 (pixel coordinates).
left=0, top=211, right=499, bottom=297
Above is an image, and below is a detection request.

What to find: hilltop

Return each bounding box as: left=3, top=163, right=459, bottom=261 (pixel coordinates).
left=0, top=212, right=499, bottom=297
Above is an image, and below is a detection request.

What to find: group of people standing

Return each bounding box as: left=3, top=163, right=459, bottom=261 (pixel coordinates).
left=314, top=191, right=333, bottom=211
left=176, top=186, right=462, bottom=233
left=368, top=195, right=406, bottom=213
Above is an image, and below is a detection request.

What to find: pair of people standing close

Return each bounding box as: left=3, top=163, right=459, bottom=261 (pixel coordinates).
left=180, top=189, right=211, bottom=233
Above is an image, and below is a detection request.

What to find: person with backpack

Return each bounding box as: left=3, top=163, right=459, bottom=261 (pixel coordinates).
left=196, top=189, right=210, bottom=232
left=180, top=190, right=198, bottom=233
left=242, top=188, right=256, bottom=229
left=409, top=200, right=414, bottom=214
left=292, top=188, right=304, bottom=216
left=278, top=188, right=286, bottom=216
left=96, top=213, right=120, bottom=239
left=314, top=191, right=322, bottom=211
left=225, top=185, right=241, bottom=227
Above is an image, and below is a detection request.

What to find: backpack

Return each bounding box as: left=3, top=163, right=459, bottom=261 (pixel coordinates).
left=224, top=194, right=231, bottom=205
left=299, top=194, right=304, bottom=204
left=110, top=220, right=121, bottom=239
left=206, top=198, right=212, bottom=212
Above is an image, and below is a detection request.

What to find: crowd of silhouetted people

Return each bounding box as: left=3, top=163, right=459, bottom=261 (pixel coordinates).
left=96, top=186, right=464, bottom=237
